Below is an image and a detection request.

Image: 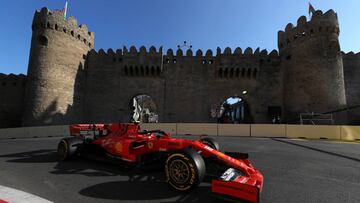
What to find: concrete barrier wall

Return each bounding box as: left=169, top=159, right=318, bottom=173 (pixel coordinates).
left=0, top=127, right=25, bottom=139
left=0, top=125, right=69, bottom=140
left=251, top=124, right=286, bottom=137
left=286, top=125, right=341, bottom=140
left=218, top=124, right=250, bottom=137
left=1, top=123, right=360, bottom=141
left=24, top=126, right=70, bottom=138
left=340, top=126, right=360, bottom=141
left=140, top=123, right=177, bottom=135
left=176, top=123, right=218, bottom=136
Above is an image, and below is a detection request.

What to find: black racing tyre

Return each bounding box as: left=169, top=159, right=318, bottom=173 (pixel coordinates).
left=57, top=137, right=83, bottom=161
left=165, top=148, right=205, bottom=191
left=200, top=137, right=220, bottom=151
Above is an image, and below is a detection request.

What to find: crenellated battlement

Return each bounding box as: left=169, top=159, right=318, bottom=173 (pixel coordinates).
left=86, top=45, right=280, bottom=81
left=86, top=45, right=280, bottom=79
left=89, top=46, right=164, bottom=57
left=88, top=45, right=279, bottom=59
left=86, top=45, right=280, bottom=80
left=215, top=48, right=279, bottom=80
left=32, top=7, right=94, bottom=48
left=278, top=9, right=339, bottom=50
left=342, top=51, right=360, bottom=59
left=0, top=73, right=27, bottom=88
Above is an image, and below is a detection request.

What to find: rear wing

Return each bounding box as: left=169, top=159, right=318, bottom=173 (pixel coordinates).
left=69, top=124, right=105, bottom=136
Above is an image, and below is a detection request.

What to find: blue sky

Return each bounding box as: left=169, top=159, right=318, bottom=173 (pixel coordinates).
left=0, top=0, right=359, bottom=74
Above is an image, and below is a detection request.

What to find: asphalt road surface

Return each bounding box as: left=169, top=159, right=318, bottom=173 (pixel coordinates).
left=0, top=136, right=359, bottom=203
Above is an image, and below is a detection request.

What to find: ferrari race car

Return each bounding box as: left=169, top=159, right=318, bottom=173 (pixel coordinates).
left=57, top=123, right=263, bottom=203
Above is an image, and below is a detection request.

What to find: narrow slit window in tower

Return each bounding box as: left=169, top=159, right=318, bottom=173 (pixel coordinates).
left=218, top=68, right=223, bottom=78
left=229, top=69, right=234, bottom=78
left=247, top=69, right=251, bottom=78
left=224, top=68, right=228, bottom=78
left=236, top=68, right=240, bottom=77
left=129, top=66, right=133, bottom=76
left=135, top=66, right=139, bottom=76
left=151, top=66, right=155, bottom=76
left=124, top=66, right=128, bottom=75
left=156, top=66, right=161, bottom=76
left=253, top=69, right=258, bottom=79
left=146, top=66, right=149, bottom=75
left=38, top=35, right=48, bottom=46
left=140, top=66, right=144, bottom=76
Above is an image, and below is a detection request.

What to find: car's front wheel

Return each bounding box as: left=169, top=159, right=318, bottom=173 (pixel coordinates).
left=165, top=148, right=205, bottom=191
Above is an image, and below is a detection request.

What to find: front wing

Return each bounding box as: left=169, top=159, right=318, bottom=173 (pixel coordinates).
left=212, top=179, right=260, bottom=203
left=211, top=166, right=262, bottom=203
left=200, top=149, right=263, bottom=203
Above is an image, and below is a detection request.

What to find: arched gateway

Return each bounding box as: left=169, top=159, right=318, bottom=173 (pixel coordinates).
left=217, top=96, right=251, bottom=124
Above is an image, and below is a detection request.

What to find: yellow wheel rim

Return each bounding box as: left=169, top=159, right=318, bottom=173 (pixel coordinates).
left=58, top=140, right=68, bottom=160
left=169, top=159, right=190, bottom=184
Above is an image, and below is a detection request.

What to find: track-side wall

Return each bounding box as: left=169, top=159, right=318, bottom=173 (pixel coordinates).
left=0, top=124, right=359, bottom=141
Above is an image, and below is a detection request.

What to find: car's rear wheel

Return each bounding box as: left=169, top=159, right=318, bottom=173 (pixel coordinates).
left=165, top=148, right=205, bottom=191
left=201, top=137, right=220, bottom=151
left=57, top=137, right=83, bottom=161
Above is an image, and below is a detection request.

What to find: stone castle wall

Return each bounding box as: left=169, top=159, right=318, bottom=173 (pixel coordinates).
left=83, top=46, right=282, bottom=124
left=343, top=52, right=360, bottom=124
left=1, top=7, right=359, bottom=127
left=0, top=74, right=26, bottom=128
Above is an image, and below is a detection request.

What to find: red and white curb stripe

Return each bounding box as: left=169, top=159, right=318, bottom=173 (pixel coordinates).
left=0, top=185, right=53, bottom=203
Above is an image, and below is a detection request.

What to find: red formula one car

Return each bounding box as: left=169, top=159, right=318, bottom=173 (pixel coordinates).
left=57, top=123, right=263, bottom=203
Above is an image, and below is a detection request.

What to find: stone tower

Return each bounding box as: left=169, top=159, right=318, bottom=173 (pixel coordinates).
left=22, top=7, right=94, bottom=126
left=278, top=10, right=347, bottom=122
